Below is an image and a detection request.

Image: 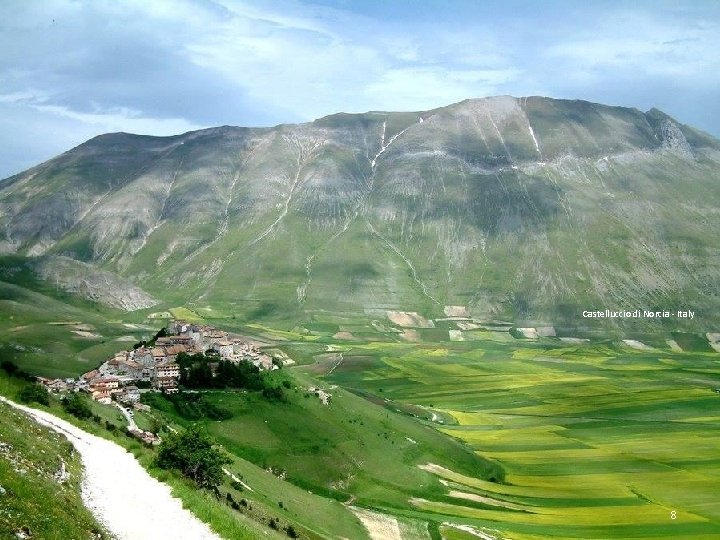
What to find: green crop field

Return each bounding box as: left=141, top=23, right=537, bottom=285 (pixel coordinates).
left=317, top=336, right=720, bottom=539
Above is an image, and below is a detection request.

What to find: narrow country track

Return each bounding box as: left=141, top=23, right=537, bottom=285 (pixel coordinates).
left=0, top=396, right=222, bottom=540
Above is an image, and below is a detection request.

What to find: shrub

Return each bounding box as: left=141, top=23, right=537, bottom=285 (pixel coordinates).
left=230, top=480, right=243, bottom=491
left=165, top=393, right=233, bottom=421
left=62, top=392, right=93, bottom=419
left=155, top=425, right=230, bottom=489
left=1, top=360, right=32, bottom=381
left=19, top=383, right=50, bottom=406
left=262, top=385, right=286, bottom=402
left=1, top=359, right=18, bottom=375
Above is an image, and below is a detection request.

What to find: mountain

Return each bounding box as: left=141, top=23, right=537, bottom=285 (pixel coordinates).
left=1, top=96, right=720, bottom=333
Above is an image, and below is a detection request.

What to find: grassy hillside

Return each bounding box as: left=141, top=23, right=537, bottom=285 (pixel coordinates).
left=0, top=398, right=108, bottom=539
left=0, top=374, right=287, bottom=539
left=0, top=273, right=163, bottom=378
left=1, top=305, right=719, bottom=539
left=135, top=361, right=503, bottom=538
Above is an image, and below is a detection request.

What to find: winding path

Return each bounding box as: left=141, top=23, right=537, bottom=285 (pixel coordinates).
left=0, top=396, right=221, bottom=540
left=114, top=402, right=138, bottom=431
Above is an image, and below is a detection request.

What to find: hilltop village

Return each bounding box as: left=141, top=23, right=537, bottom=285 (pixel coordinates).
left=37, top=321, right=276, bottom=405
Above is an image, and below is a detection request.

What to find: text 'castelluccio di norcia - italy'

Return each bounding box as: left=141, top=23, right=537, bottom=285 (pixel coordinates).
left=582, top=309, right=695, bottom=319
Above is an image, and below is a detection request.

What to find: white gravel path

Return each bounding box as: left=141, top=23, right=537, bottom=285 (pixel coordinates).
left=0, top=396, right=222, bottom=540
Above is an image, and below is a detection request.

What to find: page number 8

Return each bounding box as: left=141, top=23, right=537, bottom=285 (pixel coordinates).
left=671, top=511, right=677, bottom=520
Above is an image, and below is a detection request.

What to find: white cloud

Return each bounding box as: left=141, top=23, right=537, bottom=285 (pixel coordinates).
left=0, top=90, right=200, bottom=135
left=543, top=11, right=720, bottom=81
left=363, top=67, right=520, bottom=111
left=34, top=103, right=201, bottom=135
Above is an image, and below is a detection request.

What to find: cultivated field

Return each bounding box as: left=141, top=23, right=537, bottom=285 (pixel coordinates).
left=319, top=335, right=720, bottom=539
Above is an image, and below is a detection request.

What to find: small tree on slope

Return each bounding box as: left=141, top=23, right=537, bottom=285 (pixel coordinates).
left=156, top=425, right=230, bottom=489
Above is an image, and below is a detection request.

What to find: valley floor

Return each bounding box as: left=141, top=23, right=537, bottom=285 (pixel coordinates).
left=3, top=301, right=720, bottom=539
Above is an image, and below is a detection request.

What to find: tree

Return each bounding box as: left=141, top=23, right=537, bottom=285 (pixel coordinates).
left=62, top=392, right=93, bottom=419
left=152, top=327, right=168, bottom=342
left=156, top=425, right=230, bottom=489
left=19, top=383, right=50, bottom=406
left=149, top=416, right=164, bottom=434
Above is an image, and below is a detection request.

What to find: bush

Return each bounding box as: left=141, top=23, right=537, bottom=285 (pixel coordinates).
left=155, top=425, right=230, bottom=489
left=19, top=383, right=50, bottom=406
left=230, top=480, right=244, bottom=491
left=152, top=327, right=168, bottom=343
left=1, top=359, right=18, bottom=376
left=262, top=385, right=286, bottom=402
left=286, top=525, right=299, bottom=538
left=62, top=392, right=93, bottom=420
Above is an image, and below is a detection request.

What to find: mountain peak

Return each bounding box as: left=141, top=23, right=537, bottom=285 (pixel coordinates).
left=1, top=96, right=719, bottom=331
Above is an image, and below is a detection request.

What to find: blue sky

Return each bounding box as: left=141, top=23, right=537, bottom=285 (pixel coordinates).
left=1, top=0, right=719, bottom=177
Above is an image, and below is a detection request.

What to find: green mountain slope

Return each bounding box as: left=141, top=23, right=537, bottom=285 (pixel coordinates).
left=2, top=96, right=719, bottom=332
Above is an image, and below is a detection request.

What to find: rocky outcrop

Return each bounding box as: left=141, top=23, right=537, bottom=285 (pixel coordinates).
left=30, top=256, right=158, bottom=311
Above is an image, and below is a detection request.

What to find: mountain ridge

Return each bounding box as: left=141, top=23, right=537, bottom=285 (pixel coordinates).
left=2, top=95, right=719, bottom=333
left=5, top=95, right=717, bottom=184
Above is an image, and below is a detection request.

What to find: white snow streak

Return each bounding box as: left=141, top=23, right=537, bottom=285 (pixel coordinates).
left=370, top=119, right=417, bottom=174
left=218, top=168, right=241, bottom=238
left=528, top=125, right=542, bottom=159
left=138, top=155, right=186, bottom=254
left=298, top=117, right=421, bottom=303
